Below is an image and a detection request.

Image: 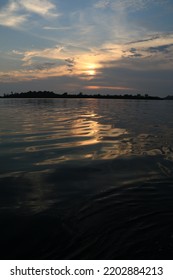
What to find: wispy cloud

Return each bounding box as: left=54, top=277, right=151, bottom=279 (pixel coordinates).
left=94, top=0, right=110, bottom=9
left=0, top=1, right=27, bottom=27
left=26, top=62, right=57, bottom=71
left=20, top=45, right=64, bottom=66
left=0, top=0, right=59, bottom=28
left=43, top=26, right=71, bottom=30
left=128, top=33, right=173, bottom=48
left=65, top=58, right=76, bottom=73
left=147, top=44, right=173, bottom=53
left=125, top=33, right=173, bottom=62
left=0, top=0, right=173, bottom=96
left=18, top=0, right=58, bottom=17
left=0, top=65, right=67, bottom=83
left=85, top=85, right=135, bottom=90
left=95, top=0, right=167, bottom=12
left=4, top=31, right=173, bottom=85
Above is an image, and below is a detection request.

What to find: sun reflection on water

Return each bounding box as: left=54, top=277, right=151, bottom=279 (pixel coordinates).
left=1, top=98, right=173, bottom=170
left=30, top=107, right=130, bottom=166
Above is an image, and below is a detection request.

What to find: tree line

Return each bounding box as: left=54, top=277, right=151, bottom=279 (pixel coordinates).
left=1, top=90, right=173, bottom=100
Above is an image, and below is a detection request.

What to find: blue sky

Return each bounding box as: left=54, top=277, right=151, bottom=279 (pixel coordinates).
left=0, top=0, right=173, bottom=96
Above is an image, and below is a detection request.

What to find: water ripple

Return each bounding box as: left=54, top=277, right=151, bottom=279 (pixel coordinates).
left=1, top=98, right=173, bottom=259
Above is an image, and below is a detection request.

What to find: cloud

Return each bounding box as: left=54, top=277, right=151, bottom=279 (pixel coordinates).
left=12, top=44, right=95, bottom=71
left=2, top=30, right=173, bottom=89
left=65, top=58, right=76, bottom=72
left=95, top=0, right=167, bottom=12
left=0, top=1, right=27, bottom=27
left=85, top=85, right=135, bottom=90
left=128, top=33, right=173, bottom=47
left=43, top=26, right=71, bottom=30
left=0, top=0, right=58, bottom=28
left=128, top=35, right=161, bottom=45
left=121, top=33, right=173, bottom=60
left=147, top=44, right=173, bottom=53
left=94, top=0, right=110, bottom=9
left=0, top=65, right=67, bottom=83
left=27, top=62, right=57, bottom=71
left=18, top=0, right=58, bottom=17
left=20, top=45, right=64, bottom=66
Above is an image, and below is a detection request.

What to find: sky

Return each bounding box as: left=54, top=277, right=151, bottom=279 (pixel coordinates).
left=0, top=0, right=173, bottom=96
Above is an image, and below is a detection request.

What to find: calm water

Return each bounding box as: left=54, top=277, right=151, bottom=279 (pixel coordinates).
left=0, top=98, right=173, bottom=259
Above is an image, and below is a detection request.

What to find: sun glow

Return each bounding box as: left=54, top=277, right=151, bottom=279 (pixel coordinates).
left=87, top=69, right=96, bottom=76
left=85, top=64, right=96, bottom=76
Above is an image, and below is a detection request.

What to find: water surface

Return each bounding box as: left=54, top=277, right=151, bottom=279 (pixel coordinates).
left=0, top=98, right=173, bottom=259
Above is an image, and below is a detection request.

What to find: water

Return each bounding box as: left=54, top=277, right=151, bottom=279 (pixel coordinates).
left=0, top=98, right=173, bottom=259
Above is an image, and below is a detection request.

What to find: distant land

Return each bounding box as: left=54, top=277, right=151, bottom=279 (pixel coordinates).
left=1, top=91, right=173, bottom=100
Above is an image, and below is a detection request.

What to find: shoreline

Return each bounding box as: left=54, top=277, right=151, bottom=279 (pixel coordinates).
left=1, top=91, right=173, bottom=100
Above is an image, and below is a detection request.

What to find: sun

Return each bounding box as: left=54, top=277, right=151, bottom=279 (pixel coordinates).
left=78, top=61, right=98, bottom=79
left=87, top=69, right=96, bottom=76
left=86, top=64, right=96, bottom=76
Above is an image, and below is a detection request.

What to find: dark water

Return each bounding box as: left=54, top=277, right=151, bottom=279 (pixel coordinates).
left=0, top=98, right=173, bottom=259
